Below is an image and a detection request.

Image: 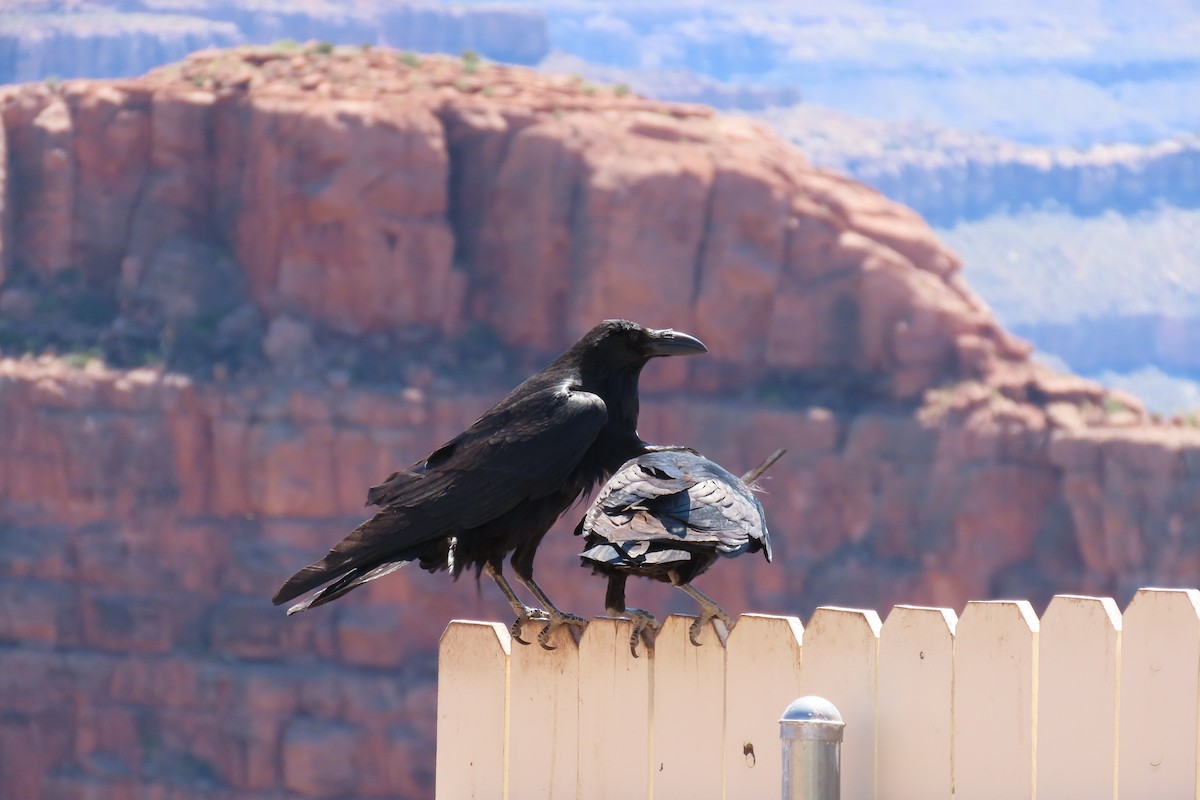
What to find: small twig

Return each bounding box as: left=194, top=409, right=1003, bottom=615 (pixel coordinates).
left=740, top=448, right=786, bottom=484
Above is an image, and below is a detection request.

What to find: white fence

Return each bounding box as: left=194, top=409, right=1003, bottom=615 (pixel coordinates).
left=435, top=588, right=1200, bottom=799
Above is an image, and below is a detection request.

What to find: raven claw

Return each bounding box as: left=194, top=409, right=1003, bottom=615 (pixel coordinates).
left=626, top=609, right=660, bottom=658
left=537, top=612, right=588, bottom=650
left=689, top=609, right=734, bottom=647
left=510, top=607, right=551, bottom=646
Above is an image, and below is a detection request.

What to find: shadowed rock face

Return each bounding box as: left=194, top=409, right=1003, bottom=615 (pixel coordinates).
left=1, top=47, right=1199, bottom=800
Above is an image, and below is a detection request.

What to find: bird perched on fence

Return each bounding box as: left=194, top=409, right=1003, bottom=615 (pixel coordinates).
left=577, top=448, right=783, bottom=655
left=272, top=319, right=708, bottom=647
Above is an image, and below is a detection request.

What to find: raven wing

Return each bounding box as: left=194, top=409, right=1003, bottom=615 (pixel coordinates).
left=273, top=385, right=607, bottom=605
left=366, top=385, right=607, bottom=523
left=579, top=451, right=770, bottom=568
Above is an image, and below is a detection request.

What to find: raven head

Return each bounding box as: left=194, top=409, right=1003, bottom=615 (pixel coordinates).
left=580, top=319, right=708, bottom=367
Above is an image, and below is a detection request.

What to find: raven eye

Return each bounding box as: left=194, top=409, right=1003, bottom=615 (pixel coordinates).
left=625, top=329, right=640, bottom=343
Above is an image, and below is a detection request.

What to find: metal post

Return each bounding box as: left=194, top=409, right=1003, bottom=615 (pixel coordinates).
left=780, top=695, right=844, bottom=800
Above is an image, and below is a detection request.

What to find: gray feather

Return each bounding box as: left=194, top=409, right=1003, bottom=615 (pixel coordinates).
left=579, top=449, right=772, bottom=570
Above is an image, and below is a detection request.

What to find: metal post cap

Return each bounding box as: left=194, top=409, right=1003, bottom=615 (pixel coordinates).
left=779, top=696, right=845, bottom=742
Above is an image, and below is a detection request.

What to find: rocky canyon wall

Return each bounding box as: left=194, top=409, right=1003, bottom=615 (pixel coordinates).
left=0, top=1, right=549, bottom=86
left=2, top=48, right=1199, bottom=799
left=771, top=107, right=1200, bottom=226
left=854, top=138, right=1200, bottom=226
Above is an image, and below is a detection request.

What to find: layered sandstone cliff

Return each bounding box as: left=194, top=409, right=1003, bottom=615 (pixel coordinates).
left=2, top=47, right=1199, bottom=799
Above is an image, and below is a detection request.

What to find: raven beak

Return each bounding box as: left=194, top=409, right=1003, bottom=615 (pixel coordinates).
left=644, top=328, right=708, bottom=357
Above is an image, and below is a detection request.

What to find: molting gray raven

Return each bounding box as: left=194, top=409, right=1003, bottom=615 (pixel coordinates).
left=577, top=448, right=783, bottom=655
left=272, top=319, right=707, bottom=647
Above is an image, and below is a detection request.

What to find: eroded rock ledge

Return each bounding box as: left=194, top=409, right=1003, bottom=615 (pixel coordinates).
left=2, top=46, right=1198, bottom=800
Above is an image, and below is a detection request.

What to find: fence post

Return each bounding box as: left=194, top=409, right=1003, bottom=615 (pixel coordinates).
left=780, top=696, right=844, bottom=800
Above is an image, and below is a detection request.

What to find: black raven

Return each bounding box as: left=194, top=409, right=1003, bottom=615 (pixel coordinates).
left=577, top=448, right=783, bottom=655
left=272, top=319, right=707, bottom=646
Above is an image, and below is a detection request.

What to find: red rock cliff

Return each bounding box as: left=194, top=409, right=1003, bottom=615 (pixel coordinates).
left=2, top=47, right=1199, bottom=800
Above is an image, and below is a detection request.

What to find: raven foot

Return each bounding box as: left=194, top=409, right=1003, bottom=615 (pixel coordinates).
left=484, top=563, right=549, bottom=645
left=537, top=611, right=588, bottom=650
left=509, top=606, right=551, bottom=646
left=512, top=574, right=588, bottom=650
left=605, top=606, right=658, bottom=657
left=626, top=608, right=660, bottom=658
left=689, top=607, right=734, bottom=646
left=676, top=582, right=733, bottom=647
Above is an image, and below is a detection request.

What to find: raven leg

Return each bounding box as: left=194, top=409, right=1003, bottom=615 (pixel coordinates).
left=605, top=573, right=658, bottom=658
left=515, top=575, right=588, bottom=650
left=676, top=581, right=733, bottom=646
left=483, top=562, right=549, bottom=645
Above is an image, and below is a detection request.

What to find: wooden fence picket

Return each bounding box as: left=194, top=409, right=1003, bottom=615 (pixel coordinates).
left=435, top=587, right=1200, bottom=800
left=1117, top=588, right=1200, bottom=798
left=953, top=600, right=1038, bottom=800
left=798, top=606, right=882, bottom=800
left=1036, top=595, right=1121, bottom=800
left=436, top=620, right=512, bottom=800
left=651, top=615, right=727, bottom=800
left=576, top=617, right=653, bottom=800
left=724, top=614, right=804, bottom=798
left=508, top=622, right=580, bottom=799
left=877, top=605, right=957, bottom=800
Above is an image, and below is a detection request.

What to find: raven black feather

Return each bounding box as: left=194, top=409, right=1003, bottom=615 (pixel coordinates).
left=272, top=320, right=707, bottom=646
